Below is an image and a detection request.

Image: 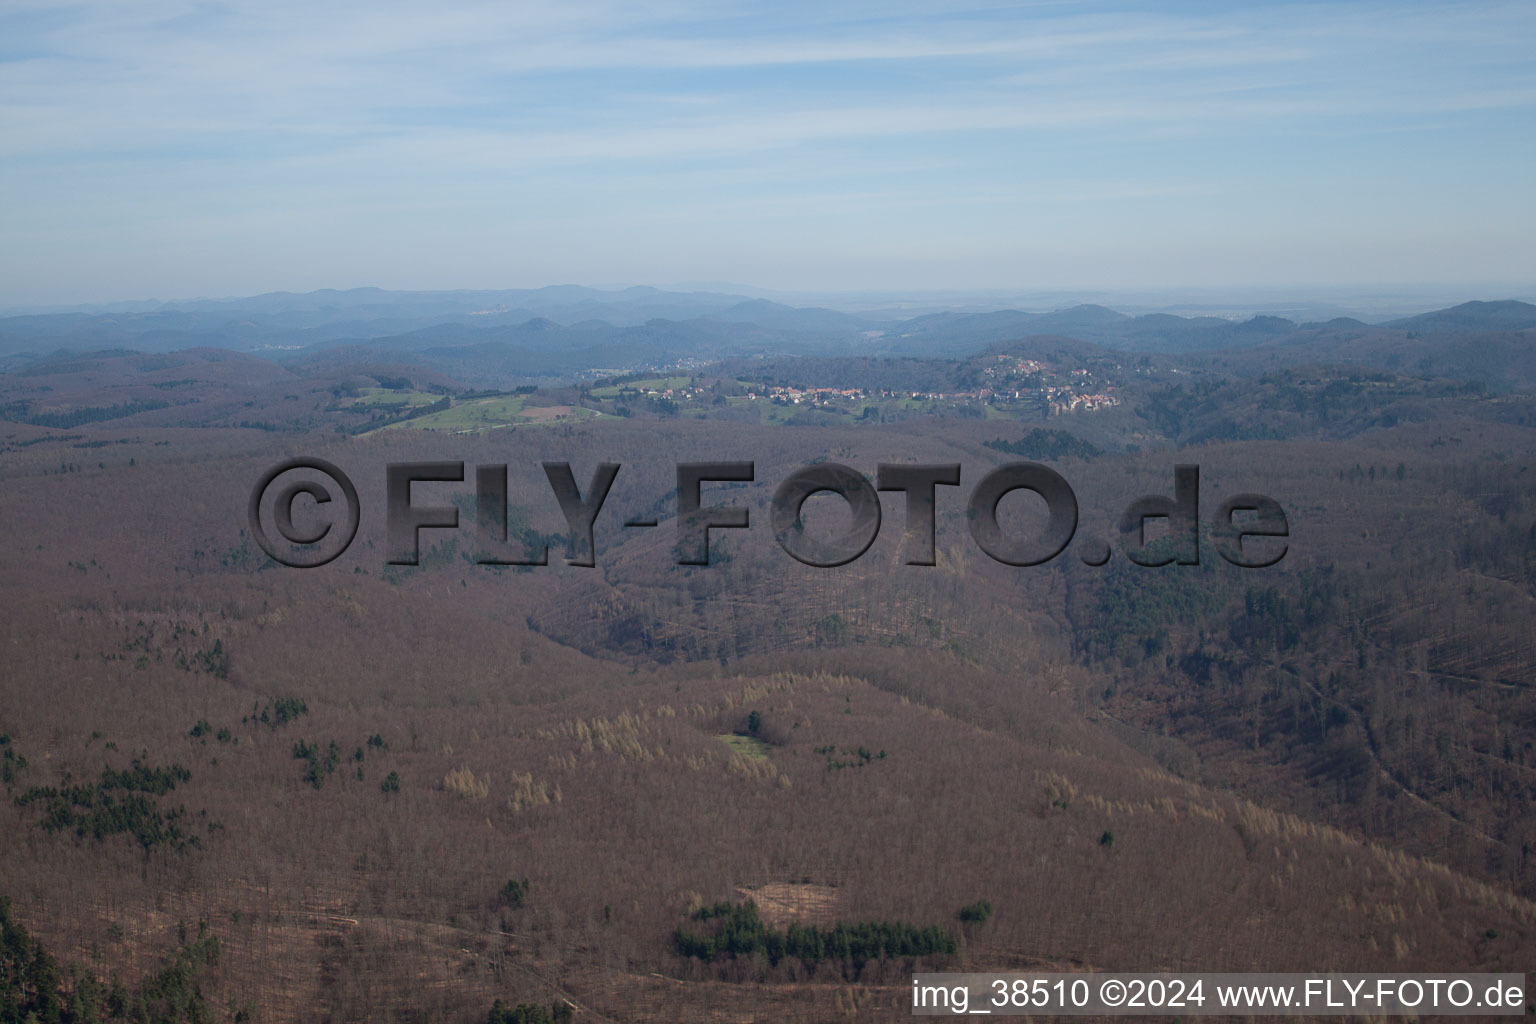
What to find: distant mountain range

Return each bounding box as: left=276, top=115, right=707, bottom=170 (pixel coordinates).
left=1, top=287, right=1532, bottom=389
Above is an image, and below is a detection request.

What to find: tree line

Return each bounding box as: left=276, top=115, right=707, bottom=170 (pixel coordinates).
left=673, top=899, right=958, bottom=972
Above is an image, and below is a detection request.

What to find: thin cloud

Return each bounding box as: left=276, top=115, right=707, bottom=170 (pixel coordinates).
left=0, top=0, right=1532, bottom=302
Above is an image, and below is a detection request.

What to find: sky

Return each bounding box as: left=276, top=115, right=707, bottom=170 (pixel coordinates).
left=1, top=0, right=1533, bottom=306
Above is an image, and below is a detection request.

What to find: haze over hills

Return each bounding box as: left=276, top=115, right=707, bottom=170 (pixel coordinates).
left=2, top=287, right=1534, bottom=391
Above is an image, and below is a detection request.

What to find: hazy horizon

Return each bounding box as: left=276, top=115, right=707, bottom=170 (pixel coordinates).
left=5, top=280, right=1533, bottom=326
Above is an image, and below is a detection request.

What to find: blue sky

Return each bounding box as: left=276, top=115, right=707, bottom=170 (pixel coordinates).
left=1, top=0, right=1533, bottom=305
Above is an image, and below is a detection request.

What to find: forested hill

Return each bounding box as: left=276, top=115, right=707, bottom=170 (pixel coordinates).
left=2, top=291, right=1532, bottom=390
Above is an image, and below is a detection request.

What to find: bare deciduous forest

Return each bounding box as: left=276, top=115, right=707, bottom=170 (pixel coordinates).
left=1, top=306, right=1534, bottom=1021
